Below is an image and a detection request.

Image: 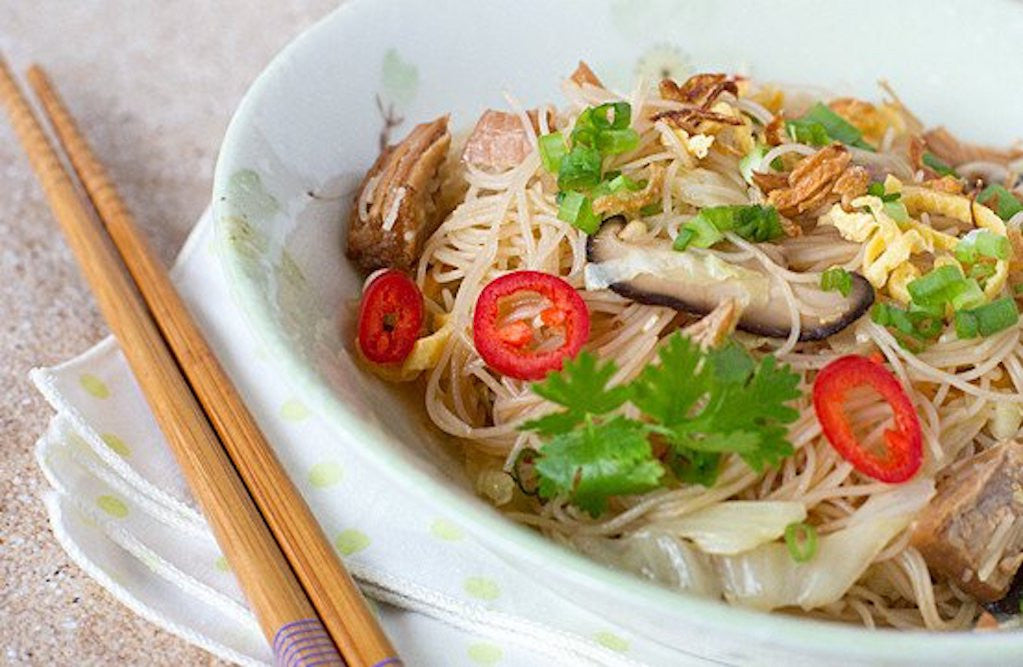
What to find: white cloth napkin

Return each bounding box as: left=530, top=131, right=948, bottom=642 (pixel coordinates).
left=31, top=210, right=709, bottom=667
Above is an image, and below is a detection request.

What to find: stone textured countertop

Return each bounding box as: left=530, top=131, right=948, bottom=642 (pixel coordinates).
left=1, top=2, right=336, bottom=663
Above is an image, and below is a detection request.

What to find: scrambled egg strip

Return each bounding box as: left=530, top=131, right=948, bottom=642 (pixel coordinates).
left=824, top=178, right=1013, bottom=303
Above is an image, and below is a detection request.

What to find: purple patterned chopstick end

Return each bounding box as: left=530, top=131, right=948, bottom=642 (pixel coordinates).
left=371, top=659, right=403, bottom=667
left=272, top=618, right=345, bottom=667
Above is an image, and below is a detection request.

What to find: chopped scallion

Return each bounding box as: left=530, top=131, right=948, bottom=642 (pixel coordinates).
left=538, top=132, right=568, bottom=173
left=955, top=229, right=1011, bottom=263
left=673, top=227, right=696, bottom=251
left=820, top=267, right=853, bottom=297
left=784, top=521, right=818, bottom=563
left=884, top=201, right=910, bottom=223
left=557, top=191, right=601, bottom=234
left=872, top=302, right=941, bottom=341
left=922, top=151, right=957, bottom=177
left=673, top=205, right=783, bottom=250
left=786, top=102, right=873, bottom=150
left=950, top=278, right=986, bottom=311
left=867, top=182, right=901, bottom=203
left=977, top=184, right=1023, bottom=221
left=596, top=128, right=640, bottom=155
left=954, top=310, right=979, bottom=339
left=557, top=145, right=603, bottom=190
left=673, top=215, right=722, bottom=250
left=907, top=265, right=966, bottom=308
left=955, top=297, right=1019, bottom=339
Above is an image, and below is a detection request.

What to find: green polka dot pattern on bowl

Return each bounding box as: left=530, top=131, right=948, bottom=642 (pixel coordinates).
left=79, top=374, right=110, bottom=399
left=463, top=576, right=500, bottom=601
left=594, top=630, right=629, bottom=652
left=100, top=433, right=131, bottom=458
left=308, top=462, right=344, bottom=488
left=380, top=48, right=419, bottom=109
left=467, top=642, right=503, bottom=665
left=429, top=518, right=463, bottom=541
left=214, top=556, right=231, bottom=572
left=335, top=529, right=370, bottom=556
left=279, top=399, right=310, bottom=421
left=96, top=494, right=129, bottom=519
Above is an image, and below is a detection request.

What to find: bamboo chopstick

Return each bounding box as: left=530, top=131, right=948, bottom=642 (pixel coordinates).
left=0, top=57, right=349, bottom=666
left=25, top=65, right=399, bottom=667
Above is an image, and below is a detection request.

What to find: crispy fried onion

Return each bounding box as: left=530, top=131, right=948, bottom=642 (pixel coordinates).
left=652, top=108, right=743, bottom=135
left=921, top=175, right=964, bottom=194
left=659, top=73, right=738, bottom=108
left=569, top=61, right=603, bottom=88
left=764, top=112, right=786, bottom=146
left=757, top=145, right=868, bottom=216
left=832, top=165, right=871, bottom=210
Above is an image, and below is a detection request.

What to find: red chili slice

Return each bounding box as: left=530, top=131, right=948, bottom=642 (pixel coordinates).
left=473, top=271, right=590, bottom=381
left=812, top=354, right=923, bottom=483
left=357, top=269, right=424, bottom=364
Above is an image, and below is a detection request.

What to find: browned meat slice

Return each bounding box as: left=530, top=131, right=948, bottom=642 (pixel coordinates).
left=461, top=109, right=550, bottom=171
left=569, top=61, right=603, bottom=88
left=346, top=116, right=451, bottom=273
left=911, top=441, right=1023, bottom=602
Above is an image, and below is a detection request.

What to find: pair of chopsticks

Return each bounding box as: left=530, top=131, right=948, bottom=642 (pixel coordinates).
left=0, top=56, right=400, bottom=667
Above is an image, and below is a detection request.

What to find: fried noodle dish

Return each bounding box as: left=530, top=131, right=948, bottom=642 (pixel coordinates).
left=345, top=62, right=1023, bottom=631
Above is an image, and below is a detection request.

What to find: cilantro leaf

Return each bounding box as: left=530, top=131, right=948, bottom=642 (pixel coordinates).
left=523, top=352, right=631, bottom=435
left=534, top=416, right=664, bottom=516
left=520, top=333, right=802, bottom=514
left=665, top=449, right=722, bottom=487
left=630, top=334, right=708, bottom=426
left=637, top=336, right=800, bottom=479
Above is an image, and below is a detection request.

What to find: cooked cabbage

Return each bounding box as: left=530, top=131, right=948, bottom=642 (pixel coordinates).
left=651, top=500, right=806, bottom=555
left=714, top=478, right=934, bottom=611
left=572, top=530, right=721, bottom=599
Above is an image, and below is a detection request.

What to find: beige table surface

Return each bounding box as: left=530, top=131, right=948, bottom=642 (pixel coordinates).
left=0, top=2, right=338, bottom=664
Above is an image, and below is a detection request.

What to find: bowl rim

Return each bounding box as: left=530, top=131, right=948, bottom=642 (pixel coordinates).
left=212, top=0, right=1023, bottom=659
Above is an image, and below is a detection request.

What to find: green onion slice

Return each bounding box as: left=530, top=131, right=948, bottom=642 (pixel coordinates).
left=557, top=145, right=603, bottom=190
left=786, top=103, right=873, bottom=150
left=955, top=297, right=1019, bottom=339
left=784, top=521, right=818, bottom=563
left=557, top=191, right=601, bottom=234
left=922, top=151, right=958, bottom=177
left=956, top=229, right=1011, bottom=263
left=907, top=265, right=966, bottom=308
left=977, top=184, right=1023, bottom=221
left=538, top=132, right=568, bottom=173
left=820, top=267, right=853, bottom=297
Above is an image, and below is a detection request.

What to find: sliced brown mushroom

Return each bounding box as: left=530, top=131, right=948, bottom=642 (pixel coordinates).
left=585, top=217, right=874, bottom=341
left=346, top=116, right=451, bottom=273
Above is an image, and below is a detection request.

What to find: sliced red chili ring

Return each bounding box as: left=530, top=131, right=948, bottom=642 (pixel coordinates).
left=473, top=270, right=590, bottom=381
left=357, top=269, right=424, bottom=364
left=812, top=354, right=923, bottom=483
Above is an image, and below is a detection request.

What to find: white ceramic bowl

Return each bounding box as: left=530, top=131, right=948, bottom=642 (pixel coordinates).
left=213, top=1, right=1023, bottom=663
